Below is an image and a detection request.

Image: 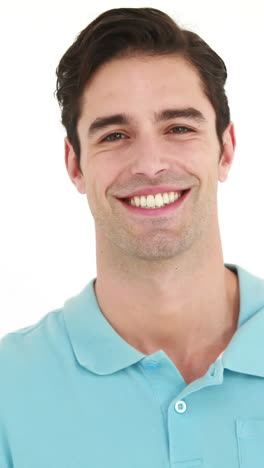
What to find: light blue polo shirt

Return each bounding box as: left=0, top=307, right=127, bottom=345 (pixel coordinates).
left=1, top=264, right=264, bottom=467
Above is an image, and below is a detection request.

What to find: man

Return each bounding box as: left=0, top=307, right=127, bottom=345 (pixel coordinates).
left=1, top=7, right=264, bottom=467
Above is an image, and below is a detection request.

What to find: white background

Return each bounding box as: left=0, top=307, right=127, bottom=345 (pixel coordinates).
left=0, top=0, right=263, bottom=337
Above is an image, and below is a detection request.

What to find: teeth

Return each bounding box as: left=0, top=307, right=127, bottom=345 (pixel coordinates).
left=140, top=195, right=147, bottom=207
left=155, top=193, right=164, bottom=208
left=134, top=196, right=140, bottom=207
left=169, top=192, right=175, bottom=203
left=146, top=195, right=155, bottom=208
left=128, top=191, right=183, bottom=208
left=163, top=192, right=170, bottom=204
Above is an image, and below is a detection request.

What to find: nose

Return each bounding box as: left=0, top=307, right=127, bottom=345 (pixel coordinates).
left=130, top=136, right=170, bottom=178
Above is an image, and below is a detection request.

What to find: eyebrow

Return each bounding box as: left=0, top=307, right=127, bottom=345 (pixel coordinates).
left=88, top=107, right=207, bottom=138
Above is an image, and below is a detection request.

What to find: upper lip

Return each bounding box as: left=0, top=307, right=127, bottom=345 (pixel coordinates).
left=117, top=186, right=190, bottom=199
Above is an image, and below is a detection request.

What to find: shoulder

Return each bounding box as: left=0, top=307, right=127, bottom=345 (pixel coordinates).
left=0, top=307, right=64, bottom=356
left=0, top=281, right=94, bottom=385
left=0, top=307, right=72, bottom=458
left=0, top=307, right=68, bottom=399
left=0, top=305, right=69, bottom=362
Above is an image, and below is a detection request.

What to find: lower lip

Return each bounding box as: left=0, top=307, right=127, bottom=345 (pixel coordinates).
left=117, top=190, right=190, bottom=216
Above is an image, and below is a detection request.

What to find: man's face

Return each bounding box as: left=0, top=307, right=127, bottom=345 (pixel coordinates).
left=66, top=54, right=235, bottom=261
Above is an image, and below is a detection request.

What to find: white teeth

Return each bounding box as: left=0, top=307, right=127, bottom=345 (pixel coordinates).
left=128, top=191, right=183, bottom=208
left=162, top=192, right=170, bottom=204
left=140, top=195, right=147, bottom=207
left=169, top=192, right=175, bottom=203
left=155, top=193, right=164, bottom=207
left=134, top=196, right=140, bottom=207
left=146, top=195, right=155, bottom=208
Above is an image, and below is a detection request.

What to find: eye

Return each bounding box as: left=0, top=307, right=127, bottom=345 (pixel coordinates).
left=101, top=132, right=127, bottom=142
left=168, top=126, right=194, bottom=134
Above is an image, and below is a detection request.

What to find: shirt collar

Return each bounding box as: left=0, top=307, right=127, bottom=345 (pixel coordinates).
left=222, top=264, right=264, bottom=377
left=63, top=280, right=145, bottom=375
left=63, top=264, right=264, bottom=377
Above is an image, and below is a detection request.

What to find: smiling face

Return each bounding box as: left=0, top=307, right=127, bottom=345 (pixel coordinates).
left=65, top=54, right=235, bottom=262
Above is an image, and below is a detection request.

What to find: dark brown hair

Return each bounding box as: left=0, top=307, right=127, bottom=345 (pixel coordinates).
left=56, top=7, right=230, bottom=169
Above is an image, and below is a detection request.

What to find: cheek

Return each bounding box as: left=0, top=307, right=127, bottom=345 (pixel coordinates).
left=86, top=159, right=118, bottom=202
left=178, top=140, right=220, bottom=185
left=168, top=140, right=205, bottom=177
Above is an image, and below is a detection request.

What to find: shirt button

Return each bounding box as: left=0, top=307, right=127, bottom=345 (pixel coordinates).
left=175, top=400, right=187, bottom=413
left=143, top=360, right=160, bottom=370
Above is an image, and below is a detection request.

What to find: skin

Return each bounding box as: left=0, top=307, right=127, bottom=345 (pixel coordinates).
left=65, top=54, right=239, bottom=384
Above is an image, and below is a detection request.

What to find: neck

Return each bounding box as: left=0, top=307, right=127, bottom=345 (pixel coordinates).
left=94, top=230, right=239, bottom=364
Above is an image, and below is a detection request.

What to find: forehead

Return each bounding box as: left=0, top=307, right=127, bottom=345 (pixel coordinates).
left=80, top=54, right=215, bottom=123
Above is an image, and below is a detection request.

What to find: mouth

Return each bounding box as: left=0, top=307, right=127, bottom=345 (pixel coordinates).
left=117, top=189, right=190, bottom=216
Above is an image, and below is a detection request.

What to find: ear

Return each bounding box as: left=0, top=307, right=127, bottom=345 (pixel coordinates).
left=218, top=122, right=236, bottom=183
left=64, top=137, right=86, bottom=194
